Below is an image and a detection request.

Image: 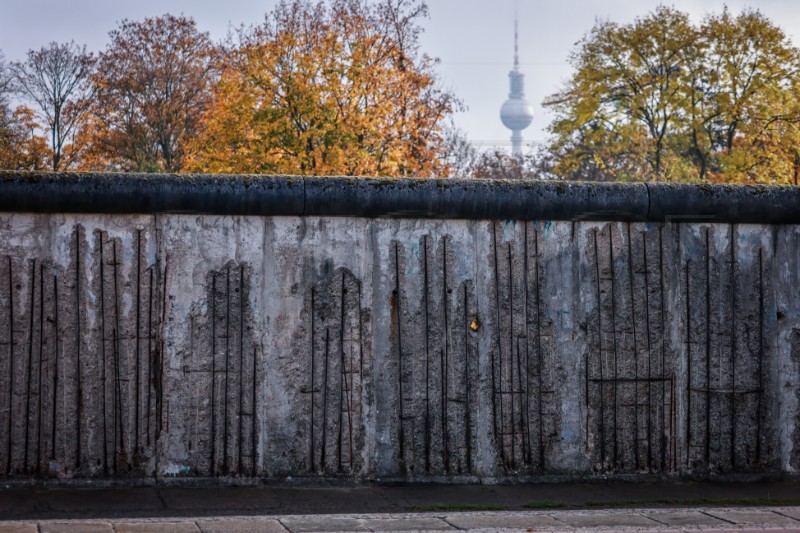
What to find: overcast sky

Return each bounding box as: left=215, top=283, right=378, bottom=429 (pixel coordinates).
left=2, top=0, right=799, bottom=152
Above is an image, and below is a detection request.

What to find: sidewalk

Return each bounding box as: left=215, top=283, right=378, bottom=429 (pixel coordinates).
left=2, top=507, right=800, bottom=532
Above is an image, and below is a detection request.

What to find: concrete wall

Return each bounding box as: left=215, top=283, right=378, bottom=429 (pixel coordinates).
left=0, top=212, right=797, bottom=482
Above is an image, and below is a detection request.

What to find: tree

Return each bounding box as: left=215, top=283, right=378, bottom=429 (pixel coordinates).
left=184, top=0, right=459, bottom=177
left=0, top=106, right=53, bottom=170
left=0, top=52, right=49, bottom=170
left=464, top=147, right=555, bottom=181
left=545, top=6, right=800, bottom=183
left=437, top=121, right=478, bottom=178
left=90, top=15, right=216, bottom=172
left=0, top=52, right=18, bottom=167
left=546, top=6, right=698, bottom=180
left=0, top=52, right=12, bottom=108
left=12, top=42, right=93, bottom=171
left=703, top=9, right=800, bottom=182
left=0, top=106, right=50, bottom=170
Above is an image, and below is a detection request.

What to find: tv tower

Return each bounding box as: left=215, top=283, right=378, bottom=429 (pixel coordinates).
left=499, top=13, right=534, bottom=156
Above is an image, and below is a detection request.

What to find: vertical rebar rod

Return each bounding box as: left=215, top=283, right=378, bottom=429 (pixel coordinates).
left=534, top=226, right=545, bottom=469
left=642, top=231, right=653, bottom=471
left=156, top=258, right=168, bottom=441
left=642, top=231, right=652, bottom=471
left=337, top=277, right=346, bottom=471
left=6, top=257, right=13, bottom=474
left=671, top=375, right=677, bottom=472
left=112, top=240, right=124, bottom=472
left=36, top=264, right=44, bottom=473
left=24, top=259, right=35, bottom=472
left=685, top=260, right=691, bottom=469
left=210, top=273, right=217, bottom=476
left=320, top=327, right=330, bottom=472
left=357, top=278, right=365, bottom=376
left=309, top=287, right=316, bottom=472
left=442, top=237, right=450, bottom=473
left=338, top=272, right=347, bottom=472
left=507, top=242, right=515, bottom=469
left=111, top=260, right=117, bottom=473
left=51, top=275, right=59, bottom=461
left=592, top=228, right=606, bottom=468
left=190, top=315, right=197, bottom=466
left=608, top=226, right=620, bottom=468
left=349, top=282, right=358, bottom=470
left=492, top=222, right=506, bottom=464
left=626, top=223, right=640, bottom=469
left=238, top=265, right=245, bottom=475
left=75, top=231, right=82, bottom=469
left=756, top=247, right=764, bottom=464
left=522, top=223, right=532, bottom=468
left=659, top=226, right=667, bottom=471
left=135, top=231, right=141, bottom=453
left=146, top=267, right=153, bottom=447
left=394, top=243, right=405, bottom=473
left=112, top=327, right=123, bottom=472
left=463, top=283, right=472, bottom=473
left=705, top=228, right=711, bottom=468
left=223, top=267, right=232, bottom=473
left=729, top=225, right=737, bottom=470
left=99, top=236, right=108, bottom=475
left=251, top=345, right=257, bottom=477
left=585, top=229, right=590, bottom=456
left=515, top=336, right=526, bottom=470
left=423, top=235, right=431, bottom=474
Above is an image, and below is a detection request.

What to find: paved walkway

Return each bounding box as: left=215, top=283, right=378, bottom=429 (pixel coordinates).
left=1, top=507, right=800, bottom=532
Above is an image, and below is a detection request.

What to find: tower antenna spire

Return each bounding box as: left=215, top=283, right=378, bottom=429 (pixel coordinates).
left=514, top=6, right=519, bottom=69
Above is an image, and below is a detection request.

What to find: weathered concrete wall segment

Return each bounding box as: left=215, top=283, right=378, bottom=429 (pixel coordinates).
left=0, top=212, right=796, bottom=482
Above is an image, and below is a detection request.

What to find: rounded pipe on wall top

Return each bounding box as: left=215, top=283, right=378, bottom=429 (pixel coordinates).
left=1, top=172, right=799, bottom=224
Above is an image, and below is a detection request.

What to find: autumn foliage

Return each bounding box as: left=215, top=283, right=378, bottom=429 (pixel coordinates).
left=3, top=4, right=800, bottom=183
left=545, top=6, right=800, bottom=184
left=184, top=0, right=458, bottom=176
left=0, top=0, right=459, bottom=177
left=0, top=106, right=49, bottom=170
left=86, top=15, right=217, bottom=172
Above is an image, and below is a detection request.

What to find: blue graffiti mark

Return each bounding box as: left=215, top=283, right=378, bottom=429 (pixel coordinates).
left=546, top=309, right=571, bottom=323
left=746, top=234, right=765, bottom=248
left=405, top=241, right=420, bottom=276
left=685, top=243, right=706, bottom=257
left=765, top=311, right=779, bottom=328
left=455, top=255, right=470, bottom=279
left=147, top=234, right=157, bottom=264
left=543, top=221, right=553, bottom=238
left=502, top=220, right=516, bottom=242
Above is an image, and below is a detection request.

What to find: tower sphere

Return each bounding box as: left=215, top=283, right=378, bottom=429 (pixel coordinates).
left=500, top=95, right=534, bottom=131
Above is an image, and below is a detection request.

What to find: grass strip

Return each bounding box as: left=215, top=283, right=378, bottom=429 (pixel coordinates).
left=523, top=500, right=567, bottom=509
left=583, top=497, right=800, bottom=508
left=409, top=503, right=509, bottom=512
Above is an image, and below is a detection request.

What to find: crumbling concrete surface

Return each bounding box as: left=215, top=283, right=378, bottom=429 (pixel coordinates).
left=0, top=213, right=797, bottom=483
